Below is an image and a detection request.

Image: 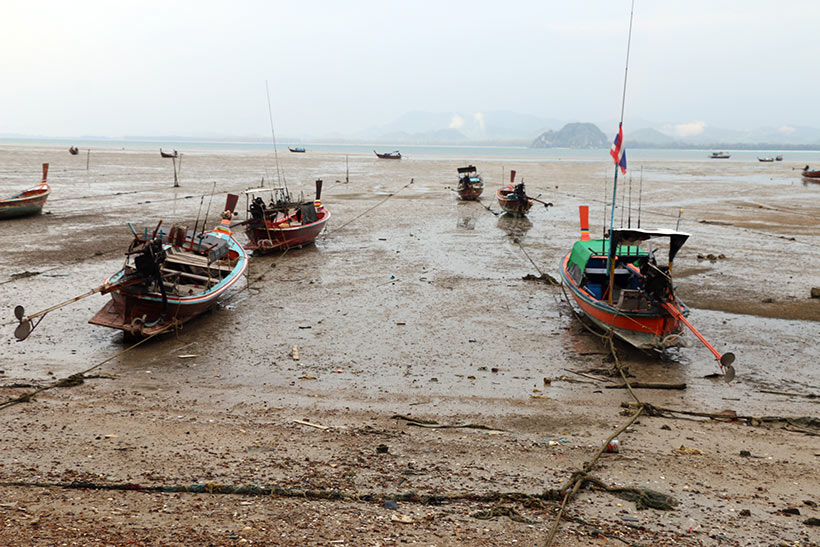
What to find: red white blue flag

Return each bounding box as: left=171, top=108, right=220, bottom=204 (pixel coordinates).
left=610, top=123, right=627, bottom=174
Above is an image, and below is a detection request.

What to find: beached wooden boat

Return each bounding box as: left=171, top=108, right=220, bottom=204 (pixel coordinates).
left=709, top=152, right=730, bottom=159
left=69, top=146, right=79, bottom=155
left=802, top=166, right=820, bottom=179
left=560, top=9, right=734, bottom=380
left=561, top=207, right=689, bottom=350
left=775, top=155, right=783, bottom=161
left=496, top=171, right=533, bottom=216
left=758, top=157, right=774, bottom=162
left=374, top=150, right=401, bottom=159
left=0, top=163, right=51, bottom=220
left=160, top=148, right=178, bottom=158
left=456, top=165, right=484, bottom=200
left=560, top=206, right=734, bottom=378
left=241, top=179, right=330, bottom=254
left=288, top=147, right=306, bottom=153
left=88, top=195, right=248, bottom=337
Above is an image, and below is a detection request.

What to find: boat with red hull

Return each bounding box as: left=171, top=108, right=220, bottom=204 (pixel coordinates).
left=0, top=163, right=51, bottom=220
left=802, top=166, right=820, bottom=179
left=496, top=170, right=533, bottom=216
left=241, top=179, right=330, bottom=254
left=560, top=206, right=690, bottom=350
left=456, top=165, right=484, bottom=200
left=88, top=195, right=248, bottom=337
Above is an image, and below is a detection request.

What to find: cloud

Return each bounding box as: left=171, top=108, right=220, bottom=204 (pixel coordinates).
left=472, top=112, right=486, bottom=131
left=778, top=125, right=795, bottom=135
left=449, top=114, right=464, bottom=129
left=669, top=121, right=707, bottom=137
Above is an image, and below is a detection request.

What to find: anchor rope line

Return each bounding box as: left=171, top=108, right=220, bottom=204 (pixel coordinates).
left=324, top=178, right=414, bottom=236
left=0, top=321, right=179, bottom=412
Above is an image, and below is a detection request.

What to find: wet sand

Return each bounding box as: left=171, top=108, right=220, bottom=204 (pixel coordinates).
left=1, top=145, right=819, bottom=546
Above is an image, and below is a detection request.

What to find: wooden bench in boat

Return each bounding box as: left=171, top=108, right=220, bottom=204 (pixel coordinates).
left=164, top=247, right=235, bottom=274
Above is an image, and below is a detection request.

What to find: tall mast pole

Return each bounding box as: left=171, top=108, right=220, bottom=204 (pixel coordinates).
left=606, top=0, right=635, bottom=304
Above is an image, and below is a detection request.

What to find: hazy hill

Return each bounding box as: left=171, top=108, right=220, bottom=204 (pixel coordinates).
left=360, top=110, right=562, bottom=143
left=530, top=122, right=608, bottom=148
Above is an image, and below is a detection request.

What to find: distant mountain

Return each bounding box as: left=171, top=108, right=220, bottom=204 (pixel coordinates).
left=360, top=110, right=563, bottom=143
left=530, top=123, right=608, bottom=149
left=629, top=127, right=676, bottom=146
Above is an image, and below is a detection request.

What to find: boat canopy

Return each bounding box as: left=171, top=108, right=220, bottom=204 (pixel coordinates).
left=457, top=165, right=477, bottom=174
left=568, top=239, right=649, bottom=272
left=609, top=228, right=690, bottom=264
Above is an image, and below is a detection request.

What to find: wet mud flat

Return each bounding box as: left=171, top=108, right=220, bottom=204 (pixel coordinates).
left=1, top=145, right=819, bottom=546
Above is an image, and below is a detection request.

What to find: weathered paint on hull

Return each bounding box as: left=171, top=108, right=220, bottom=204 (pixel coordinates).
left=457, top=185, right=484, bottom=200
left=559, top=251, right=684, bottom=350
left=0, top=203, right=45, bottom=219
left=496, top=189, right=532, bottom=217
left=244, top=210, right=330, bottom=254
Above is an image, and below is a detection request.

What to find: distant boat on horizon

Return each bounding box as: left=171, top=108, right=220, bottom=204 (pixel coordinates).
left=758, top=156, right=774, bottom=162
left=709, top=151, right=730, bottom=159
left=374, top=150, right=401, bottom=159
left=288, top=146, right=306, bottom=153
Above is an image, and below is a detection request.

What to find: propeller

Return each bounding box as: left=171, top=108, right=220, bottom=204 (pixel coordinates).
left=662, top=301, right=735, bottom=382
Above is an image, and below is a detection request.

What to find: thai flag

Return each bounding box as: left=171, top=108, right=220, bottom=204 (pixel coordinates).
left=610, top=123, right=627, bottom=174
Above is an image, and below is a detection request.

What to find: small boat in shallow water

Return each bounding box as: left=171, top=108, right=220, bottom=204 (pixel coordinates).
left=709, top=152, right=730, bottom=159
left=802, top=166, right=820, bottom=179
left=288, top=146, right=306, bottom=153
left=456, top=165, right=484, bottom=200
left=374, top=150, right=401, bottom=159
left=0, top=163, right=51, bottom=220
left=496, top=170, right=533, bottom=216
left=758, top=156, right=774, bottom=162
left=240, top=179, right=330, bottom=254
left=88, top=195, right=248, bottom=337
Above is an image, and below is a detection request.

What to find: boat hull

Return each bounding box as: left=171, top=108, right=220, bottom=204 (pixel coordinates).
left=244, top=208, right=330, bottom=254
left=0, top=190, right=50, bottom=220
left=496, top=187, right=532, bottom=216
left=457, top=184, right=484, bottom=200
left=802, top=170, right=820, bottom=179
left=559, top=251, right=685, bottom=350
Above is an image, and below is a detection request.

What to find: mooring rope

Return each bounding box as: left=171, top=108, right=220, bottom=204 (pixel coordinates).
left=0, top=320, right=179, bottom=412
left=324, top=178, right=414, bottom=236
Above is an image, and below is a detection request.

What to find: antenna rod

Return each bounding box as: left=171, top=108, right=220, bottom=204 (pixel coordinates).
left=265, top=80, right=287, bottom=191
left=200, top=182, right=217, bottom=249
left=618, top=0, right=635, bottom=126
left=637, top=165, right=643, bottom=228
left=606, top=0, right=635, bottom=304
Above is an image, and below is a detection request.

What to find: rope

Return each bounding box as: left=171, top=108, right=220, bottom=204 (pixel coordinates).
left=324, top=178, right=414, bottom=236
left=0, top=321, right=179, bottom=412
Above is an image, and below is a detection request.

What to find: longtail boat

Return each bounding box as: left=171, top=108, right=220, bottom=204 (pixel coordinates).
left=560, top=9, right=734, bottom=380
left=0, top=163, right=51, bottom=220
left=240, top=179, right=330, bottom=254
left=456, top=165, right=484, bottom=200
left=87, top=195, right=248, bottom=337
left=288, top=146, right=306, bottom=153
left=374, top=150, right=401, bottom=159
left=709, top=152, right=730, bottom=159
left=496, top=170, right=533, bottom=216
left=802, top=166, right=820, bottom=179
left=160, top=148, right=178, bottom=158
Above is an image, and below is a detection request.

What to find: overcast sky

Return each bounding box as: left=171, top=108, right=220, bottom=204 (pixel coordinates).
left=2, top=0, right=819, bottom=139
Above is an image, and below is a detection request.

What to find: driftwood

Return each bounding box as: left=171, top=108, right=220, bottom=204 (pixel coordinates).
left=606, top=382, right=686, bottom=390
